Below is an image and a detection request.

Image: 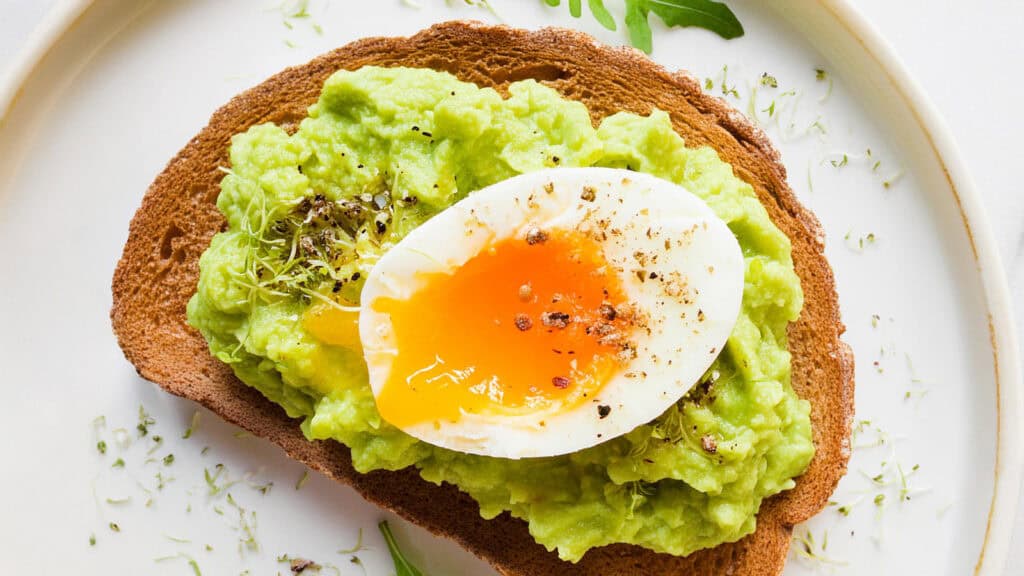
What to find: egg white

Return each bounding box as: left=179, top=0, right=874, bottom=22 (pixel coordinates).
left=359, top=168, right=744, bottom=458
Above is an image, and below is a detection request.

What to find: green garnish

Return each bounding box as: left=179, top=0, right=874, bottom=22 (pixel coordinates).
left=109, top=522, right=120, bottom=533
left=89, top=533, right=96, bottom=546
left=283, top=0, right=310, bottom=19
left=379, top=521, right=426, bottom=576
left=221, top=190, right=377, bottom=318
left=137, top=405, right=155, bottom=437
left=844, top=230, right=877, bottom=253
left=249, top=480, right=273, bottom=495
left=337, top=528, right=365, bottom=554
left=450, top=0, right=499, bottom=16
left=204, top=464, right=239, bottom=496
left=882, top=171, right=904, bottom=189
left=226, top=493, right=260, bottom=553
left=155, top=471, right=174, bottom=490
left=718, top=64, right=739, bottom=98
left=815, top=67, right=834, bottom=101
left=105, top=496, right=131, bottom=505
left=296, top=469, right=310, bottom=491
left=111, top=458, right=125, bottom=469
left=759, top=73, right=778, bottom=88
left=830, top=154, right=849, bottom=168
left=542, top=0, right=743, bottom=54
left=164, top=534, right=192, bottom=544
left=587, top=0, right=617, bottom=30
left=96, top=440, right=107, bottom=454
left=183, top=411, right=200, bottom=439
left=146, top=435, right=164, bottom=455
left=156, top=553, right=202, bottom=576
left=163, top=454, right=175, bottom=466
left=897, top=463, right=923, bottom=502
left=793, top=529, right=845, bottom=565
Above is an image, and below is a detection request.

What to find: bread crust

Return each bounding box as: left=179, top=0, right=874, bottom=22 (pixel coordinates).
left=111, top=21, right=854, bottom=576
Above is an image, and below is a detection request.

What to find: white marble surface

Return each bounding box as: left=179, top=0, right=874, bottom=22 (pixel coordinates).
left=1, top=0, right=1021, bottom=572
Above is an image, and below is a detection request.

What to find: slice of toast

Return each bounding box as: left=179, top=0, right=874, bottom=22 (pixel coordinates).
left=111, top=21, right=854, bottom=576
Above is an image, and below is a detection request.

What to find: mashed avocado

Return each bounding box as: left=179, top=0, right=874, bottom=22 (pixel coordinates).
left=187, top=66, right=813, bottom=561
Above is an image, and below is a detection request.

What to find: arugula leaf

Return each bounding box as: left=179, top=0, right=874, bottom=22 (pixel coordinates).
left=379, top=521, right=426, bottom=576
left=646, top=0, right=744, bottom=39
left=588, top=0, right=617, bottom=30
left=541, top=0, right=743, bottom=53
left=624, top=1, right=653, bottom=53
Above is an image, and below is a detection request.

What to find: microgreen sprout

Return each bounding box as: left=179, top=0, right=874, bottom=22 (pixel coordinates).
left=814, top=67, right=834, bottom=102
left=147, top=435, right=164, bottom=455
left=204, top=464, right=240, bottom=496
left=182, top=411, right=200, bottom=439
left=337, top=528, right=365, bottom=555
left=226, top=492, right=260, bottom=554
left=155, top=471, right=174, bottom=491
left=155, top=553, right=202, bottom=576
left=843, top=230, right=877, bottom=253
left=719, top=65, right=740, bottom=99
left=792, top=529, right=846, bottom=566
left=137, top=405, right=155, bottom=437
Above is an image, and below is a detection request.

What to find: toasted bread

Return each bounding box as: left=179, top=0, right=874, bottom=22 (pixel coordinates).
left=111, top=21, right=854, bottom=575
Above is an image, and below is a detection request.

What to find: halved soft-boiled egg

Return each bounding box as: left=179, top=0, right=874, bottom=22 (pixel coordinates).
left=359, top=168, right=744, bottom=458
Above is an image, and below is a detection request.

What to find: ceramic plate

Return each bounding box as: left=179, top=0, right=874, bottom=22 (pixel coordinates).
left=0, top=1, right=1019, bottom=574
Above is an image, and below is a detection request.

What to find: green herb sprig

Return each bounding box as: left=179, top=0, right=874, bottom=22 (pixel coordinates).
left=542, top=0, right=744, bottom=53
left=379, top=521, right=426, bottom=576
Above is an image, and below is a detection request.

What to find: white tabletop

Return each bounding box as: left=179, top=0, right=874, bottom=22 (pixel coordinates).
left=2, top=0, right=1021, bottom=573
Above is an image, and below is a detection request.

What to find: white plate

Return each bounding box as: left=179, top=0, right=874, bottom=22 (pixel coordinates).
left=0, top=1, right=1019, bottom=574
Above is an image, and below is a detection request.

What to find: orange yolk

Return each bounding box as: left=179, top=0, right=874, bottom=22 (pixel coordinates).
left=371, top=231, right=631, bottom=428
left=304, top=304, right=361, bottom=352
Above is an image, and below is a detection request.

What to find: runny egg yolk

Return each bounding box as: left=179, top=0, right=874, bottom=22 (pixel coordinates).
left=372, top=230, right=632, bottom=428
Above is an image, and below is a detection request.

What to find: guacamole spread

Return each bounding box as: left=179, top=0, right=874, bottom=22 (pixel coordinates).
left=187, top=66, right=813, bottom=561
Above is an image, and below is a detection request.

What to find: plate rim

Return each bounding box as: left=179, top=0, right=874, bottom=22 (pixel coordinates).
left=817, top=2, right=1024, bottom=573
left=0, top=0, right=1019, bottom=573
